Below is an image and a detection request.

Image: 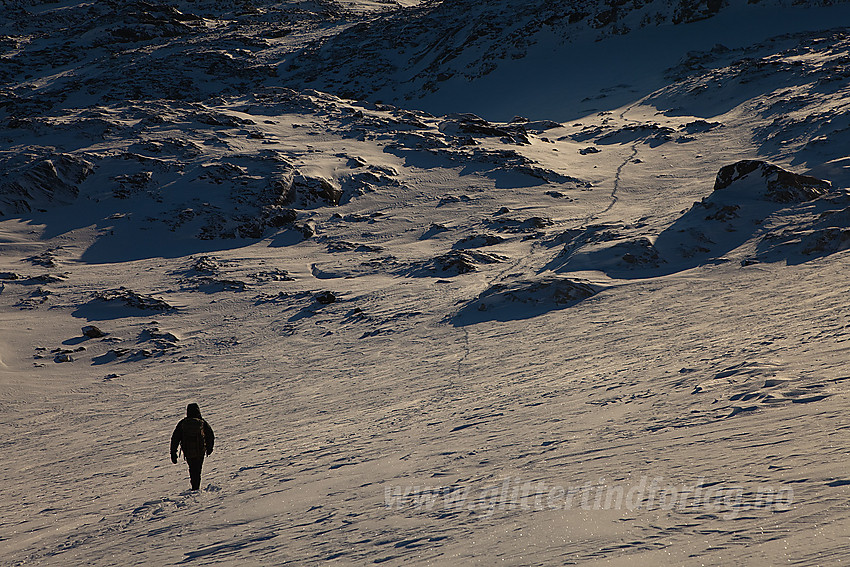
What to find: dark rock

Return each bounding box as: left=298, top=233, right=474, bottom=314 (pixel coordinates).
left=191, top=256, right=219, bottom=274
left=619, top=238, right=664, bottom=267
left=141, top=327, right=180, bottom=343
left=428, top=250, right=508, bottom=275
left=92, top=287, right=175, bottom=311
left=315, top=291, right=336, bottom=304
left=455, top=275, right=605, bottom=324
left=300, top=220, right=318, bottom=238
left=683, top=120, right=721, bottom=134
left=440, top=114, right=531, bottom=145
left=248, top=269, right=294, bottom=282
left=265, top=207, right=298, bottom=227
left=438, top=195, right=471, bottom=207
left=489, top=216, right=553, bottom=233
left=453, top=234, right=507, bottom=249
left=82, top=325, right=106, bottom=338
left=289, top=175, right=342, bottom=207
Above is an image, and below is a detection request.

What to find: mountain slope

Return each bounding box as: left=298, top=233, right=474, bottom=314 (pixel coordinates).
left=2, top=1, right=850, bottom=566
left=279, top=0, right=850, bottom=119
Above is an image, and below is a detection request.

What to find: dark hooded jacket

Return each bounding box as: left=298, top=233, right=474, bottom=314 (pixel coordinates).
left=171, top=403, right=215, bottom=460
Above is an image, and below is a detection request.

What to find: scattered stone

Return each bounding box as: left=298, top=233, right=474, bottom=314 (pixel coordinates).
left=438, top=194, right=472, bottom=207
left=315, top=291, right=337, bottom=304
left=300, top=220, right=318, bottom=238
left=619, top=238, right=664, bottom=267
left=28, top=274, right=66, bottom=284
left=112, top=171, right=153, bottom=198
left=248, top=269, right=294, bottom=282
left=191, top=256, right=219, bottom=274
left=700, top=203, right=741, bottom=221
left=16, top=287, right=52, bottom=309
left=82, top=325, right=106, bottom=338
left=477, top=276, right=602, bottom=309
left=188, top=277, right=247, bottom=293
left=26, top=251, right=59, bottom=268
left=440, top=113, right=530, bottom=145
left=579, top=146, right=601, bottom=155
left=326, top=241, right=383, bottom=253
left=801, top=228, right=850, bottom=255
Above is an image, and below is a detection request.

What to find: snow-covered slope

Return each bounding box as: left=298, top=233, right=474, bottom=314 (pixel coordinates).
left=2, top=1, right=850, bottom=565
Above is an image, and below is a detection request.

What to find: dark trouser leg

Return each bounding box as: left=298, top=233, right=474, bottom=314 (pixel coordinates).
left=186, top=456, right=205, bottom=490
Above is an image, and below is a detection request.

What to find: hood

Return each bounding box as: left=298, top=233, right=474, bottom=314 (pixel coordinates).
left=187, top=403, right=202, bottom=418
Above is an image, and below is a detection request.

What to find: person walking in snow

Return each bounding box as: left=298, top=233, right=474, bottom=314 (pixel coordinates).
left=171, top=403, right=215, bottom=491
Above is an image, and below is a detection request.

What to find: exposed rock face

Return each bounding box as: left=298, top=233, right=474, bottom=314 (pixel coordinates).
left=426, top=250, right=508, bottom=275
left=713, top=160, right=832, bottom=203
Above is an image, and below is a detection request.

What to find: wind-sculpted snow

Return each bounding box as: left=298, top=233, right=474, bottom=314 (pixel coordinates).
left=5, top=2, right=850, bottom=566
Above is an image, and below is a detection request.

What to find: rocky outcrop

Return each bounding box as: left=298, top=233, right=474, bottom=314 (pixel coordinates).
left=453, top=274, right=605, bottom=324
left=91, top=287, right=175, bottom=311
left=713, top=160, right=832, bottom=203
left=0, top=152, right=94, bottom=215
left=419, top=250, right=508, bottom=276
